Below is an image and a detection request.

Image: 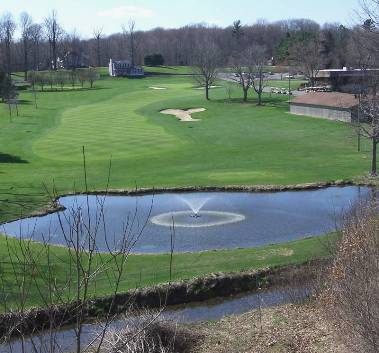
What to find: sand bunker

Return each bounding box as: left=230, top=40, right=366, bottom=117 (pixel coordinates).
left=149, top=86, right=167, bottom=90
left=160, top=108, right=206, bottom=122
left=194, top=85, right=221, bottom=90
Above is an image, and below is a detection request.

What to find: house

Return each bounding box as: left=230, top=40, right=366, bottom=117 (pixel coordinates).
left=289, top=92, right=359, bottom=123
left=314, top=68, right=379, bottom=94
left=108, top=59, right=144, bottom=77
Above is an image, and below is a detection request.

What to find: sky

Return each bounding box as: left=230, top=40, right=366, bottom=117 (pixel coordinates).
left=2, top=0, right=361, bottom=38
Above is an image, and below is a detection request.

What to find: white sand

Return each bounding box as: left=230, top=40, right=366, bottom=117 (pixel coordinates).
left=160, top=108, right=206, bottom=122
left=194, top=85, right=221, bottom=90
left=149, top=86, right=167, bottom=90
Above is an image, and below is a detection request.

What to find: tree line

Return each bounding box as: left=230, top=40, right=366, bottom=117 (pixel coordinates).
left=0, top=9, right=372, bottom=77
left=28, top=68, right=99, bottom=91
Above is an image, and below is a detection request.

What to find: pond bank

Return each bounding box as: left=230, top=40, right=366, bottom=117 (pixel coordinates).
left=25, top=180, right=357, bottom=221
left=0, top=259, right=327, bottom=340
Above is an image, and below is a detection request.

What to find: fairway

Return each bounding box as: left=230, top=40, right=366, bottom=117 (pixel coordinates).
left=0, top=73, right=371, bottom=223
left=0, top=232, right=336, bottom=309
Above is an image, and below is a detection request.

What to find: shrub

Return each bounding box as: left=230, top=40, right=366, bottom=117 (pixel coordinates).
left=99, top=309, right=196, bottom=353
left=324, top=203, right=379, bottom=353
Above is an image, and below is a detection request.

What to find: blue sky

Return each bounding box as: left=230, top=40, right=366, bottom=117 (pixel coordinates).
left=3, top=0, right=360, bottom=38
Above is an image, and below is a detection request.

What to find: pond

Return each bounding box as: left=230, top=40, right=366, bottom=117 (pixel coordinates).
left=0, top=186, right=373, bottom=253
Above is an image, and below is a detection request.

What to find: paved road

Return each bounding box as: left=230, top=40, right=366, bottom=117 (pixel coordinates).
left=218, top=72, right=306, bottom=97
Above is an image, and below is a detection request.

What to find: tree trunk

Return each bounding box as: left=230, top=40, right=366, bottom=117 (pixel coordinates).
left=371, top=139, right=377, bottom=177
left=8, top=102, right=12, bottom=122
left=257, top=92, right=262, bottom=106
left=97, top=39, right=101, bottom=67
left=24, top=40, right=28, bottom=81
left=205, top=85, right=209, bottom=100
left=6, top=43, right=11, bottom=77
left=52, top=41, right=57, bottom=70
left=243, top=88, right=248, bottom=102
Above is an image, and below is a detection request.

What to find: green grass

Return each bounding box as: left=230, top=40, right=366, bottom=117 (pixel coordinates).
left=0, top=232, right=336, bottom=310
left=268, top=80, right=307, bottom=90
left=96, top=66, right=193, bottom=77
left=0, top=74, right=371, bottom=223
left=143, top=66, right=193, bottom=74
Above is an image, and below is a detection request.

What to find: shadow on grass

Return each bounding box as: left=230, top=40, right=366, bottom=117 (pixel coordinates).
left=35, top=86, right=109, bottom=93
left=15, top=99, right=31, bottom=105
left=0, top=153, right=28, bottom=164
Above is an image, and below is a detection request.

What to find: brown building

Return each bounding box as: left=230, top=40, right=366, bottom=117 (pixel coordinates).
left=315, top=68, right=379, bottom=94
left=289, top=92, right=359, bottom=123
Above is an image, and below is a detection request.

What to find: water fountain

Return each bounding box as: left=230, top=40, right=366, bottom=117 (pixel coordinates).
left=150, top=195, right=246, bottom=228
left=178, top=196, right=211, bottom=218
left=1, top=187, right=372, bottom=253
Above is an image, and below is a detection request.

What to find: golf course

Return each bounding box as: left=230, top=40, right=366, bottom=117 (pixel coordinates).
left=0, top=71, right=370, bottom=223
left=0, top=69, right=371, bottom=308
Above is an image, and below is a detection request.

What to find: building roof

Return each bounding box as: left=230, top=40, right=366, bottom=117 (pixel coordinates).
left=317, top=68, right=379, bottom=78
left=290, top=92, right=359, bottom=109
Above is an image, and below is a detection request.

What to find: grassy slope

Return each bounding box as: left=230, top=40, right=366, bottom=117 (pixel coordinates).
left=0, top=74, right=371, bottom=223
left=0, top=232, right=335, bottom=309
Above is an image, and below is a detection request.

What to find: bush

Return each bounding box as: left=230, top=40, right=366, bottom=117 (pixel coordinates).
left=0, top=73, right=18, bottom=102
left=99, top=309, right=196, bottom=353
left=144, top=54, right=165, bottom=66
left=324, top=203, right=379, bottom=353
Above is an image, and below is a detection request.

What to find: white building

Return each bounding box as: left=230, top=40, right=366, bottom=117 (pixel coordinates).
left=108, top=59, right=144, bottom=77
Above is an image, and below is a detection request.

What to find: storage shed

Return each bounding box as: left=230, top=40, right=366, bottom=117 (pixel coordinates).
left=289, top=92, right=359, bottom=122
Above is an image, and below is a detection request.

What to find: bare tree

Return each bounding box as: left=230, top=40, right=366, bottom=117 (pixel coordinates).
left=192, top=38, right=221, bottom=100
left=232, top=46, right=268, bottom=105
left=251, top=45, right=269, bottom=106
left=289, top=35, right=323, bottom=87
left=360, top=0, right=379, bottom=32
left=0, top=13, right=16, bottom=77
left=358, top=95, right=379, bottom=176
left=20, top=12, right=33, bottom=80
left=93, top=27, right=103, bottom=67
left=0, top=152, right=172, bottom=353
left=123, top=20, right=137, bottom=67
left=44, top=10, right=62, bottom=70
left=29, top=23, right=43, bottom=70
left=231, top=60, right=251, bottom=102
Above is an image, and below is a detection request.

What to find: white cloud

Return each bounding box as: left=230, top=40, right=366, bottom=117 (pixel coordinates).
left=97, top=5, right=154, bottom=19
left=205, top=19, right=223, bottom=26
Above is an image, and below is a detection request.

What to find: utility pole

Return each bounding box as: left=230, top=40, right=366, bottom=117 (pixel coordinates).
left=288, top=62, right=292, bottom=104
left=358, top=93, right=361, bottom=152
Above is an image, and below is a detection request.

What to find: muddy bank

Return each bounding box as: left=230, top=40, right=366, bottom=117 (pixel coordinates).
left=0, top=259, right=328, bottom=339
left=76, top=180, right=355, bottom=196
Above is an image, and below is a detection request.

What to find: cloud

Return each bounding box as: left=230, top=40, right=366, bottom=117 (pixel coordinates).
left=205, top=19, right=223, bottom=26
left=97, top=5, right=154, bottom=19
